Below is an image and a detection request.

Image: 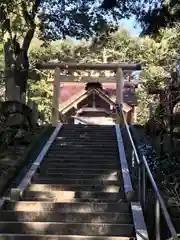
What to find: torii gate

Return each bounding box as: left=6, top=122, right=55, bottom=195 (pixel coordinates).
left=36, top=62, right=141, bottom=126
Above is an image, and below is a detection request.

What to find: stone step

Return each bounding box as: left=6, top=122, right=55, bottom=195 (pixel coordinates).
left=61, top=125, right=115, bottom=129
left=54, top=138, right=118, bottom=143
left=39, top=163, right=119, bottom=169
left=0, top=235, right=133, bottom=240
left=0, top=222, right=134, bottom=236
left=48, top=146, right=118, bottom=151
left=49, top=147, right=118, bottom=152
left=58, top=131, right=116, bottom=135
left=56, top=135, right=117, bottom=139
left=50, top=144, right=117, bottom=148
left=41, top=168, right=118, bottom=175
left=37, top=172, right=120, bottom=179
left=60, top=130, right=116, bottom=133
left=61, top=130, right=116, bottom=132
left=32, top=178, right=121, bottom=185
left=59, top=128, right=116, bottom=131
left=57, top=130, right=116, bottom=134
left=22, top=197, right=123, bottom=203
left=55, top=134, right=117, bottom=138
left=53, top=142, right=117, bottom=146
left=46, top=151, right=119, bottom=156
left=59, top=128, right=116, bottom=132
left=0, top=211, right=132, bottom=223
left=28, top=183, right=122, bottom=192
left=45, top=155, right=119, bottom=160
left=53, top=140, right=118, bottom=145
left=42, top=157, right=119, bottom=162
left=23, top=190, right=125, bottom=201
left=4, top=201, right=130, bottom=213
left=34, top=173, right=120, bottom=181
left=56, top=132, right=116, bottom=134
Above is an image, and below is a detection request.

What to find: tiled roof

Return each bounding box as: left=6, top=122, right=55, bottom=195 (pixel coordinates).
left=102, top=83, right=137, bottom=106
left=59, top=81, right=137, bottom=108
left=60, top=88, right=132, bottom=113
left=60, top=83, right=85, bottom=103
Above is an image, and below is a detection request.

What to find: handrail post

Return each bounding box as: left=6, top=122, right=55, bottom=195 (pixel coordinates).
left=155, top=199, right=161, bottom=240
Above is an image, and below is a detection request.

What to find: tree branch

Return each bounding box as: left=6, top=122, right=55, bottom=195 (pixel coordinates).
left=21, top=1, right=33, bottom=25
left=22, top=24, right=36, bottom=51
left=32, top=0, right=41, bottom=18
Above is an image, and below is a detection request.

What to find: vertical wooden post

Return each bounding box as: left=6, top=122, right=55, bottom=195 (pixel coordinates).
left=116, top=68, right=124, bottom=124
left=116, top=68, right=124, bottom=107
left=133, top=107, right=137, bottom=123
left=52, top=68, right=60, bottom=126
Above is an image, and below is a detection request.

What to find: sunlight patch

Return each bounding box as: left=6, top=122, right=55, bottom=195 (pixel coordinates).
left=104, top=186, right=119, bottom=192
left=99, top=171, right=118, bottom=181
left=25, top=222, right=48, bottom=232
left=15, top=202, right=54, bottom=212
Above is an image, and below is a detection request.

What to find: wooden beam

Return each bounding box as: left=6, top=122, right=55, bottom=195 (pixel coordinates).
left=60, top=75, right=115, bottom=83
left=48, top=75, right=133, bottom=83
left=36, top=62, right=142, bottom=71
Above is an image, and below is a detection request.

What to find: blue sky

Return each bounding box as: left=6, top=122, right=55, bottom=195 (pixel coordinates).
left=120, top=16, right=141, bottom=36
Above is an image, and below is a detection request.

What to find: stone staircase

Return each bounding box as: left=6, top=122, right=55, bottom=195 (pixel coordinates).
left=0, top=124, right=148, bottom=239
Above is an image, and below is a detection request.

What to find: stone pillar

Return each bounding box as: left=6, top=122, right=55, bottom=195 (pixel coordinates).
left=28, top=99, right=39, bottom=126
left=28, top=100, right=38, bottom=123
left=6, top=78, right=19, bottom=101
left=52, top=68, right=61, bottom=126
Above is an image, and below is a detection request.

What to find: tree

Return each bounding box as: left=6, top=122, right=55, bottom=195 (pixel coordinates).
left=0, top=0, right=136, bottom=102
left=136, top=0, right=180, bottom=35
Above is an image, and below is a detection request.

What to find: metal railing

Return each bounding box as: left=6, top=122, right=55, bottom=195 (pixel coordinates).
left=116, top=105, right=177, bottom=240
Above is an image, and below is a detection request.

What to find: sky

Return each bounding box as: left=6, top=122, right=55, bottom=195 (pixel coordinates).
left=120, top=16, right=142, bottom=36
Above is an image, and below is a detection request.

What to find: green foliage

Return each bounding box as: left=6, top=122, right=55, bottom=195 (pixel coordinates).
left=0, top=0, right=140, bottom=97
left=27, top=79, right=52, bottom=123
left=134, top=0, right=180, bottom=35
left=0, top=0, right=137, bottom=44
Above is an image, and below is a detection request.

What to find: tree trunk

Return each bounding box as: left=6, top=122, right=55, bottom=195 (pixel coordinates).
left=4, top=26, right=35, bottom=102
left=4, top=40, right=19, bottom=101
